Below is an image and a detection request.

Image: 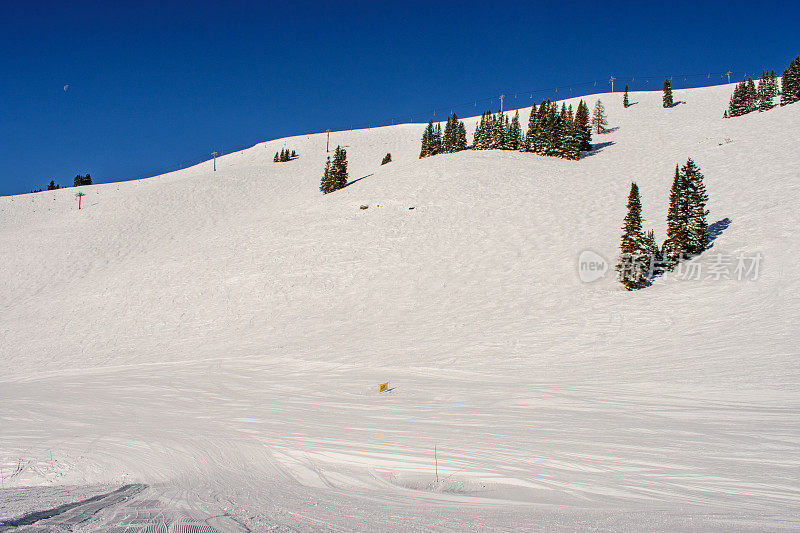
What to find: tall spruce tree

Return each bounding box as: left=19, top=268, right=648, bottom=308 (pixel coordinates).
left=575, top=100, right=592, bottom=151
left=432, top=123, right=443, bottom=155
left=591, top=99, right=608, bottom=134
left=457, top=120, right=468, bottom=151
left=744, top=77, right=758, bottom=114
left=420, top=120, right=434, bottom=158
left=508, top=110, right=522, bottom=151
left=331, top=145, right=348, bottom=189
left=623, top=85, right=629, bottom=108
left=663, top=164, right=690, bottom=266
left=320, top=156, right=334, bottom=194
left=523, top=103, right=537, bottom=152
left=662, top=79, right=673, bottom=108
left=757, top=75, right=775, bottom=111
left=615, top=182, right=649, bottom=290
left=780, top=55, right=800, bottom=106
left=683, top=158, right=709, bottom=255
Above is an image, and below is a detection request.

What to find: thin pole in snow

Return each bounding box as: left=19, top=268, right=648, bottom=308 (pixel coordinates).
left=499, top=94, right=505, bottom=113
left=609, top=75, right=616, bottom=93
left=726, top=71, right=733, bottom=84
left=75, top=191, right=85, bottom=210
left=435, top=445, right=438, bottom=482
left=212, top=151, right=218, bottom=171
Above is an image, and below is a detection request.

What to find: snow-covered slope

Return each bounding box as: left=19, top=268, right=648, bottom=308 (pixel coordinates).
left=1, top=84, right=799, bottom=531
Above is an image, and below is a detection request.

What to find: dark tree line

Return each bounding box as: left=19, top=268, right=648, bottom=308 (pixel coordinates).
left=274, top=148, right=297, bottom=162
left=616, top=159, right=709, bottom=290
left=420, top=113, right=468, bottom=158
left=74, top=174, right=92, bottom=187
left=726, top=54, right=799, bottom=117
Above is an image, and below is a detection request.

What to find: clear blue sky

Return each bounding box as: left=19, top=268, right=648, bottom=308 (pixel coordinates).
left=2, top=0, right=798, bottom=196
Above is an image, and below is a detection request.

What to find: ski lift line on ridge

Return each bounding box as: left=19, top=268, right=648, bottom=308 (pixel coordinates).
left=118, top=68, right=766, bottom=185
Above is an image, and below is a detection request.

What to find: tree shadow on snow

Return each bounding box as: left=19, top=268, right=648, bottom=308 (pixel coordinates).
left=344, top=173, right=374, bottom=188
left=707, top=217, right=732, bottom=246
left=579, top=141, right=615, bottom=159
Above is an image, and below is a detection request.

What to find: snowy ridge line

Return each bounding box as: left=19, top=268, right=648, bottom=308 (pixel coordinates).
left=99, top=69, right=765, bottom=191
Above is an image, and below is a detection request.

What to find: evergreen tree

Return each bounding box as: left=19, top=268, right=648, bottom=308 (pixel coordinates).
left=274, top=152, right=279, bottom=162
left=291, top=149, right=296, bottom=158
left=591, top=99, right=608, bottom=134
left=331, top=145, right=348, bottom=190
left=662, top=79, right=673, bottom=108
left=623, top=85, right=629, bottom=108
left=508, top=110, right=522, bottom=151
left=642, top=229, right=663, bottom=278
left=615, top=182, right=649, bottom=290
left=73, top=174, right=91, bottom=187
left=744, top=77, right=758, bottom=113
left=442, top=115, right=455, bottom=153
left=320, top=156, right=334, bottom=194
left=420, top=120, right=435, bottom=158
left=757, top=75, right=774, bottom=111
left=432, top=123, right=443, bottom=155
left=564, top=104, right=580, bottom=160
left=574, top=100, right=592, bottom=151
left=663, top=164, right=690, bottom=267
left=683, top=158, right=709, bottom=255
left=381, top=153, right=392, bottom=165
left=522, top=102, right=537, bottom=152
left=780, top=55, right=800, bottom=106
left=47, top=180, right=57, bottom=190
left=457, top=120, right=468, bottom=151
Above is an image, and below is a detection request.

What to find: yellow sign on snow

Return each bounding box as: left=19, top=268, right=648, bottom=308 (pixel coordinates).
left=379, top=382, right=389, bottom=393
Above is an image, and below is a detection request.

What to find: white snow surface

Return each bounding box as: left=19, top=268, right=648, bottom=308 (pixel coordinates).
left=1, top=83, right=799, bottom=531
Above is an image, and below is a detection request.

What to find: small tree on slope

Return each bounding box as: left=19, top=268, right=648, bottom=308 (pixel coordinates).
left=616, top=182, right=649, bottom=290
left=663, top=79, right=673, bottom=108
left=623, top=85, right=629, bottom=108
left=591, top=100, right=608, bottom=134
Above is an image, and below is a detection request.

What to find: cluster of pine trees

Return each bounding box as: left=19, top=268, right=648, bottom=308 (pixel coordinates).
left=274, top=148, right=297, bottom=162
left=616, top=158, right=709, bottom=290
left=74, top=174, right=92, bottom=187
left=381, top=153, right=392, bottom=165
left=471, top=100, right=594, bottom=160
left=726, top=73, right=779, bottom=117
left=320, top=146, right=348, bottom=194
left=780, top=55, right=800, bottom=106
left=419, top=114, right=468, bottom=158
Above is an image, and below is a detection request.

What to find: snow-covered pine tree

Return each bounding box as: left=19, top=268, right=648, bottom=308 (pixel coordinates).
left=381, top=153, right=392, bottom=165
left=564, top=104, right=580, bottom=160
left=291, top=149, right=296, bottom=158
left=508, top=110, right=522, bottom=151
left=744, top=77, right=758, bottom=114
left=274, top=152, right=279, bottom=162
left=533, top=101, right=549, bottom=153
left=662, top=164, right=690, bottom=267
left=728, top=82, right=747, bottom=117
left=662, top=79, right=673, bottom=108
left=433, top=123, right=443, bottom=155
left=591, top=99, right=608, bottom=134
left=331, top=145, right=348, bottom=190
left=642, top=229, right=663, bottom=278
left=757, top=75, right=774, bottom=111
left=555, top=104, right=569, bottom=158
left=522, top=102, right=537, bottom=152
left=780, top=55, right=800, bottom=106
left=768, top=69, right=779, bottom=98
left=441, top=115, right=453, bottom=154
left=615, top=182, right=649, bottom=290
left=683, top=158, right=709, bottom=256
left=574, top=100, right=592, bottom=151
left=543, top=104, right=558, bottom=156
left=320, top=156, right=333, bottom=194
left=457, top=120, right=468, bottom=151
left=623, top=85, right=629, bottom=108
left=420, top=120, right=434, bottom=158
